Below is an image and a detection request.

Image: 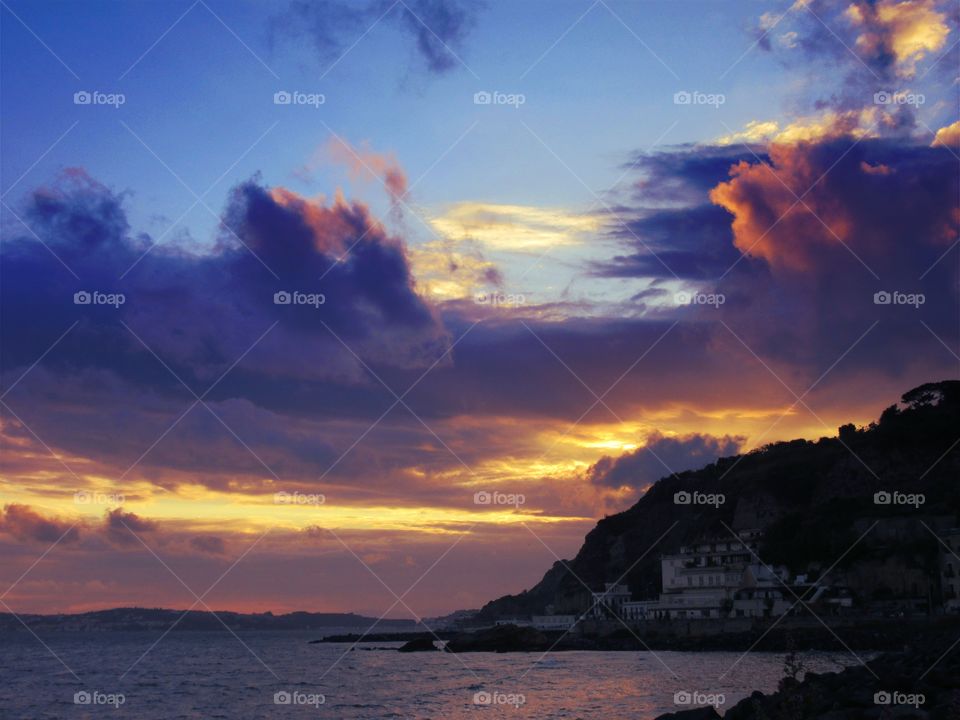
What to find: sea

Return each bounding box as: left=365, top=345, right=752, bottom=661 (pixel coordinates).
left=0, top=629, right=864, bottom=718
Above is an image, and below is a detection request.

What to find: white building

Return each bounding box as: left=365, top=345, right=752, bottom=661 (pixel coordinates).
left=586, top=583, right=632, bottom=618
left=531, top=614, right=579, bottom=630
left=595, top=530, right=793, bottom=621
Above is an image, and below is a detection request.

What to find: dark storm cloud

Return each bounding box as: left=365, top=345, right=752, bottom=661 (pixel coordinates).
left=104, top=508, right=157, bottom=547
left=595, top=132, right=958, bottom=374
left=708, top=137, right=959, bottom=368
left=587, top=432, right=745, bottom=491
left=274, top=0, right=480, bottom=75
left=0, top=170, right=446, bottom=393
left=591, top=204, right=742, bottom=280
left=0, top=504, right=80, bottom=545
left=0, top=169, right=457, bottom=490
left=620, top=145, right=763, bottom=205
left=592, top=146, right=764, bottom=281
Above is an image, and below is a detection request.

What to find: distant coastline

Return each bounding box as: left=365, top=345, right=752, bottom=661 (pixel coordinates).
left=0, top=607, right=416, bottom=633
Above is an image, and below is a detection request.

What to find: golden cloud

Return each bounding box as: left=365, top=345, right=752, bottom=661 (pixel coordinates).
left=846, top=0, right=950, bottom=78
left=715, top=108, right=884, bottom=146
left=931, top=119, right=960, bottom=147
left=408, top=239, right=502, bottom=301
left=428, top=202, right=601, bottom=250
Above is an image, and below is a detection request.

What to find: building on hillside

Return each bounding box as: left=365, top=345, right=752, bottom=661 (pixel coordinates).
left=593, top=529, right=796, bottom=621
left=731, top=587, right=793, bottom=618
left=586, top=583, right=632, bottom=619
left=940, top=528, right=960, bottom=613
left=530, top=614, right=579, bottom=630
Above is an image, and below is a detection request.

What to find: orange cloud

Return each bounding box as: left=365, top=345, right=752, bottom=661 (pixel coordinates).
left=296, top=137, right=408, bottom=209
left=709, top=145, right=847, bottom=271
left=709, top=131, right=957, bottom=271
left=931, top=119, right=960, bottom=148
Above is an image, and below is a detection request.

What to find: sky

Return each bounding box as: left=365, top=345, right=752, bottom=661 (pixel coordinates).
left=0, top=0, right=958, bottom=618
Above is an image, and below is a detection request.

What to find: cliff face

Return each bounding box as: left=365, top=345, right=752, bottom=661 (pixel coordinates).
left=479, top=381, right=960, bottom=618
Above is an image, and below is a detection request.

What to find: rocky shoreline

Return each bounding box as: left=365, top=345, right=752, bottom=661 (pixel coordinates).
left=655, top=630, right=959, bottom=719
left=314, top=618, right=958, bottom=655
left=314, top=619, right=960, bottom=718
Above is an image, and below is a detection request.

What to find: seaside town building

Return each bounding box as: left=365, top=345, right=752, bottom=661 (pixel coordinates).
left=589, top=529, right=794, bottom=621
left=530, top=614, right=579, bottom=630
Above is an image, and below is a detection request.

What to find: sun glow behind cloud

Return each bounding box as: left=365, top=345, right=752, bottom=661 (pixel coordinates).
left=429, top=202, right=601, bottom=250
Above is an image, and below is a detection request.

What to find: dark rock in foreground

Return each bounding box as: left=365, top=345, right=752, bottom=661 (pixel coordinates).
left=446, top=624, right=551, bottom=653
left=656, top=708, right=722, bottom=719
left=653, top=630, right=960, bottom=719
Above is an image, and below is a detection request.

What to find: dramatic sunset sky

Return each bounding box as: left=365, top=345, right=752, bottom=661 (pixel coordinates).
left=1, top=0, right=958, bottom=617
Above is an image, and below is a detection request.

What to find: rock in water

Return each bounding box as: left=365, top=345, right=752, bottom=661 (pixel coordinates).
left=654, top=708, right=722, bottom=720
left=397, top=637, right=438, bottom=652
left=446, top=624, right=549, bottom=653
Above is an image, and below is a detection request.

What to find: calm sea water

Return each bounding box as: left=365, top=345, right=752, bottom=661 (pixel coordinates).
left=0, top=629, right=862, bottom=719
